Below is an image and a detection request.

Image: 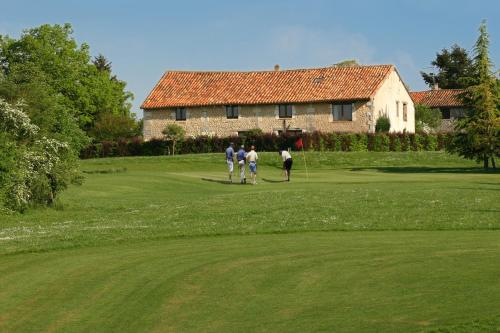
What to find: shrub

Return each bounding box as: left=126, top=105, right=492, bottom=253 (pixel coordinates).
left=415, top=104, right=442, bottom=132
left=375, top=115, right=391, bottom=132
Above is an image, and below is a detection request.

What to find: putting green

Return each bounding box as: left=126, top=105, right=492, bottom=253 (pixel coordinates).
left=1, top=231, right=500, bottom=333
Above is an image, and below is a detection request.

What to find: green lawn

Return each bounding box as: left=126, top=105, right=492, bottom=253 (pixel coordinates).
left=1, top=152, right=499, bottom=332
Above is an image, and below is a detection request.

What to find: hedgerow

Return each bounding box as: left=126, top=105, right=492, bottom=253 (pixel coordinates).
left=80, top=132, right=454, bottom=159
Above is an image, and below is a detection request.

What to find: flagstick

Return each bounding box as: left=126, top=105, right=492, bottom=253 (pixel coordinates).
left=301, top=146, right=309, bottom=180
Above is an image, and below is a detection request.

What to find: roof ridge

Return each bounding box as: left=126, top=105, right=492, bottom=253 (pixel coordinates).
left=163, top=64, right=394, bottom=74
left=411, top=88, right=466, bottom=93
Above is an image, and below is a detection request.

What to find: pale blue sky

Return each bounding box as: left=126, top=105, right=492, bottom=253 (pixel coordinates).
left=1, top=0, right=498, bottom=118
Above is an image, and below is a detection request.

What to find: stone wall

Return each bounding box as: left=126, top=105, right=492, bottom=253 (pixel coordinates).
left=372, top=70, right=415, bottom=133
left=143, top=102, right=372, bottom=140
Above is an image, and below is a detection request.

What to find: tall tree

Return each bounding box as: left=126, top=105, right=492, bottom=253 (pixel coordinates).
left=448, top=21, right=500, bottom=169
left=0, top=24, right=134, bottom=142
left=93, top=54, right=112, bottom=72
left=421, top=44, right=474, bottom=89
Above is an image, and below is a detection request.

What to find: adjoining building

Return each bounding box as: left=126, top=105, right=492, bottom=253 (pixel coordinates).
left=141, top=64, right=415, bottom=139
left=410, top=87, right=467, bottom=132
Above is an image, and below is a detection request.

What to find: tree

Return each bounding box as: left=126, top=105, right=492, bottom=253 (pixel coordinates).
left=93, top=54, right=112, bottom=73
left=448, top=21, right=499, bottom=169
left=0, top=23, right=134, bottom=139
left=421, top=44, right=474, bottom=89
left=162, top=124, right=185, bottom=156
left=333, top=59, right=359, bottom=67
left=415, top=104, right=442, bottom=132
left=90, top=113, right=141, bottom=141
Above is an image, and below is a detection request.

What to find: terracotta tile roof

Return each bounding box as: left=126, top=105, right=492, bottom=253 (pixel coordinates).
left=141, top=65, right=394, bottom=109
left=409, top=89, right=465, bottom=108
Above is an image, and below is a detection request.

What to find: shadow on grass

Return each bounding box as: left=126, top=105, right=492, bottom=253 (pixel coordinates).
left=201, top=178, right=232, bottom=185
left=350, top=167, right=500, bottom=174
left=262, top=178, right=287, bottom=183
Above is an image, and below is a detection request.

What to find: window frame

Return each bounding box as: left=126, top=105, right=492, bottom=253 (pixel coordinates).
left=441, top=108, right=451, bottom=120
left=402, top=103, right=408, bottom=122
left=175, top=107, right=187, bottom=121
left=278, top=104, right=293, bottom=118
left=225, top=105, right=239, bottom=119
left=332, top=102, right=354, bottom=121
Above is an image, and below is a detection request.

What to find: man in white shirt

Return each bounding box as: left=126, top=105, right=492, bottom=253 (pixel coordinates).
left=246, top=145, right=259, bottom=185
left=279, top=149, right=293, bottom=182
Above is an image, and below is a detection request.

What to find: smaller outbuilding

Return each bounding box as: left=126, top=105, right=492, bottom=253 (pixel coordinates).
left=410, top=88, right=467, bottom=132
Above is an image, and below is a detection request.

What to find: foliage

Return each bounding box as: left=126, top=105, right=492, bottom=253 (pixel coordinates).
left=0, top=98, right=81, bottom=212
left=332, top=59, right=359, bottom=67
left=90, top=113, right=141, bottom=141
left=0, top=23, right=134, bottom=143
left=420, top=44, right=475, bottom=89
left=375, top=115, right=391, bottom=132
left=448, top=21, right=500, bottom=169
left=162, top=123, right=186, bottom=155
left=415, top=104, right=442, bottom=132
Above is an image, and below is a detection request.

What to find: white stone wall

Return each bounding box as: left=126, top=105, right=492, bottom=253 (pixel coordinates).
left=372, top=70, right=415, bottom=133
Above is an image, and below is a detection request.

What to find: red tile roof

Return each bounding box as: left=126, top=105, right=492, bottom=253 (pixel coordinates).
left=410, top=89, right=465, bottom=108
left=141, top=65, right=394, bottom=109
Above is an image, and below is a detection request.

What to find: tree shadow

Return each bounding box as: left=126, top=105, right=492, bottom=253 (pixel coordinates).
left=350, top=167, right=500, bottom=174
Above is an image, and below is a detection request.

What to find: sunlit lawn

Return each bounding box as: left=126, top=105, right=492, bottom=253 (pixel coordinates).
left=1, top=152, right=499, bottom=332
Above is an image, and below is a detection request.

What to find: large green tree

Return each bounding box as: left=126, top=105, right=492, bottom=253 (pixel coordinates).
left=421, top=44, right=475, bottom=89
left=449, top=21, right=500, bottom=169
left=0, top=23, right=134, bottom=144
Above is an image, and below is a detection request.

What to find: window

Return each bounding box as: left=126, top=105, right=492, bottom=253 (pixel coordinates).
left=332, top=103, right=353, bottom=121
left=278, top=104, right=293, bottom=118
left=441, top=108, right=451, bottom=120
left=402, top=103, right=408, bottom=122
left=175, top=107, right=186, bottom=121
left=396, top=101, right=400, bottom=117
left=226, top=105, right=239, bottom=119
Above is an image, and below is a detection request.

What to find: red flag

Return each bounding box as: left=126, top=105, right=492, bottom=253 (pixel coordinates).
left=295, top=137, right=303, bottom=150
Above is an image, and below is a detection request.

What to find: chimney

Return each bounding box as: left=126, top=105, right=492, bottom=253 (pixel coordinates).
left=274, top=64, right=280, bottom=71
left=432, top=82, right=439, bottom=90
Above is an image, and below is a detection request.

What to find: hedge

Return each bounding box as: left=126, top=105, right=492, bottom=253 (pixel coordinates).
left=80, top=132, right=455, bottom=159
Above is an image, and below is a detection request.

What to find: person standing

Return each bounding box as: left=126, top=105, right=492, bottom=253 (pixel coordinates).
left=279, top=149, right=293, bottom=181
left=237, top=145, right=247, bottom=184
left=246, top=145, right=259, bottom=185
left=225, top=142, right=235, bottom=183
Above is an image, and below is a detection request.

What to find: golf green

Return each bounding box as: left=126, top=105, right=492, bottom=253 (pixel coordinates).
left=1, top=152, right=499, bottom=332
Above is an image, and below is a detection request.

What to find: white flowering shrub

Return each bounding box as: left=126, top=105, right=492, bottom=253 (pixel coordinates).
left=0, top=99, right=39, bottom=139
left=0, top=98, right=82, bottom=212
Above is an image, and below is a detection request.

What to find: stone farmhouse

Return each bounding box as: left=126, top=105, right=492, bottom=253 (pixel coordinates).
left=410, top=88, right=467, bottom=132
left=141, top=64, right=415, bottom=140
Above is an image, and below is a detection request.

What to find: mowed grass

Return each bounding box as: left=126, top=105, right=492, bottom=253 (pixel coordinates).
left=1, top=151, right=500, bottom=332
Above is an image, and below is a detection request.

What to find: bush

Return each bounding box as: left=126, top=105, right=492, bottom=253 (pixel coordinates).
left=375, top=116, right=391, bottom=132
left=415, top=104, right=442, bottom=132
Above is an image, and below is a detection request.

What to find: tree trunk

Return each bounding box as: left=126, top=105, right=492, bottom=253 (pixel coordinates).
left=483, top=155, right=489, bottom=169
left=173, top=141, right=176, bottom=156
left=492, top=156, right=496, bottom=169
